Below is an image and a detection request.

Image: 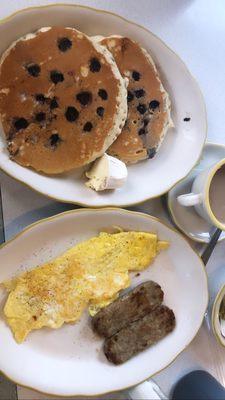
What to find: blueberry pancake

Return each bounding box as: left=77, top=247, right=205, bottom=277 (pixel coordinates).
left=94, top=35, right=173, bottom=163
left=0, top=27, right=127, bottom=174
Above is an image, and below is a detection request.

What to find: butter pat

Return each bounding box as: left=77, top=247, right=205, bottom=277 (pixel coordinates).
left=86, top=154, right=127, bottom=191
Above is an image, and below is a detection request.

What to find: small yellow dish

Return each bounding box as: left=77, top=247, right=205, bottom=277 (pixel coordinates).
left=212, top=284, right=225, bottom=347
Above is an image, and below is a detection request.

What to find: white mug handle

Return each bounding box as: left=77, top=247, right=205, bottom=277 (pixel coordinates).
left=177, top=193, right=202, bottom=207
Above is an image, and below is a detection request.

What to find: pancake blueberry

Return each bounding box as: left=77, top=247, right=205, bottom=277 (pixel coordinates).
left=94, top=35, right=173, bottom=163
left=0, top=27, right=127, bottom=174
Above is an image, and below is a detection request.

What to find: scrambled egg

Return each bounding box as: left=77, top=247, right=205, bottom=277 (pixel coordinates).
left=3, top=231, right=168, bottom=343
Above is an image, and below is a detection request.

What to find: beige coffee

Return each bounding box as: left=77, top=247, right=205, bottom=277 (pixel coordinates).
left=209, top=164, right=225, bottom=224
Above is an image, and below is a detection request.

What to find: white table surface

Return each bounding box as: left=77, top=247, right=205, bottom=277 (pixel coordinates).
left=0, top=0, right=225, bottom=399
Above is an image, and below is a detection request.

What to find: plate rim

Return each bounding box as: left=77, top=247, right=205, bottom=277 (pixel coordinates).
left=0, top=207, right=209, bottom=397
left=168, top=141, right=225, bottom=243
left=0, top=3, right=207, bottom=207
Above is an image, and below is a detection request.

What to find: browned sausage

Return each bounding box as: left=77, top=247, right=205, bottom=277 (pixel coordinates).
left=104, top=305, right=175, bottom=364
left=92, top=281, right=164, bottom=338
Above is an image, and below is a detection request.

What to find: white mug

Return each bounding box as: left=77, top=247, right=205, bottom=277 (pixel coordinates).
left=177, top=158, right=225, bottom=230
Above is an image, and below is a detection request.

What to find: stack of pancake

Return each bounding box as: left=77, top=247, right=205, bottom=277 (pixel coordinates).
left=0, top=26, right=173, bottom=174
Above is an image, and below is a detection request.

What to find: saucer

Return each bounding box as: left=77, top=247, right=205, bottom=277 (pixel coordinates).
left=168, top=142, right=225, bottom=243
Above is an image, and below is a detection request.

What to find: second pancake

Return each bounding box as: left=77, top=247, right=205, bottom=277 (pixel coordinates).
left=95, top=35, right=173, bottom=163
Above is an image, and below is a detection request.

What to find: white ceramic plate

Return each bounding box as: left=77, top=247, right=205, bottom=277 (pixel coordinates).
left=0, top=4, right=206, bottom=207
left=0, top=208, right=208, bottom=396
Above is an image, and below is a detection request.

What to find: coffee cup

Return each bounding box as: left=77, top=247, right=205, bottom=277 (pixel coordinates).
left=177, top=158, right=225, bottom=230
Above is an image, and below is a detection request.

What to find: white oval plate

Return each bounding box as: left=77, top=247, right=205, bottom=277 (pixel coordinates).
left=0, top=208, right=208, bottom=396
left=0, top=4, right=206, bottom=207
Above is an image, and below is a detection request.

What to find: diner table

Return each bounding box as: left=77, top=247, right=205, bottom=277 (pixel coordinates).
left=0, top=1, right=225, bottom=398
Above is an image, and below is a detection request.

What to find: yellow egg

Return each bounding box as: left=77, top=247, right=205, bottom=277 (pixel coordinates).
left=3, top=231, right=168, bottom=343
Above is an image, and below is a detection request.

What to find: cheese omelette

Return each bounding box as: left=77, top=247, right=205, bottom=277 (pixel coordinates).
left=3, top=231, right=169, bottom=343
